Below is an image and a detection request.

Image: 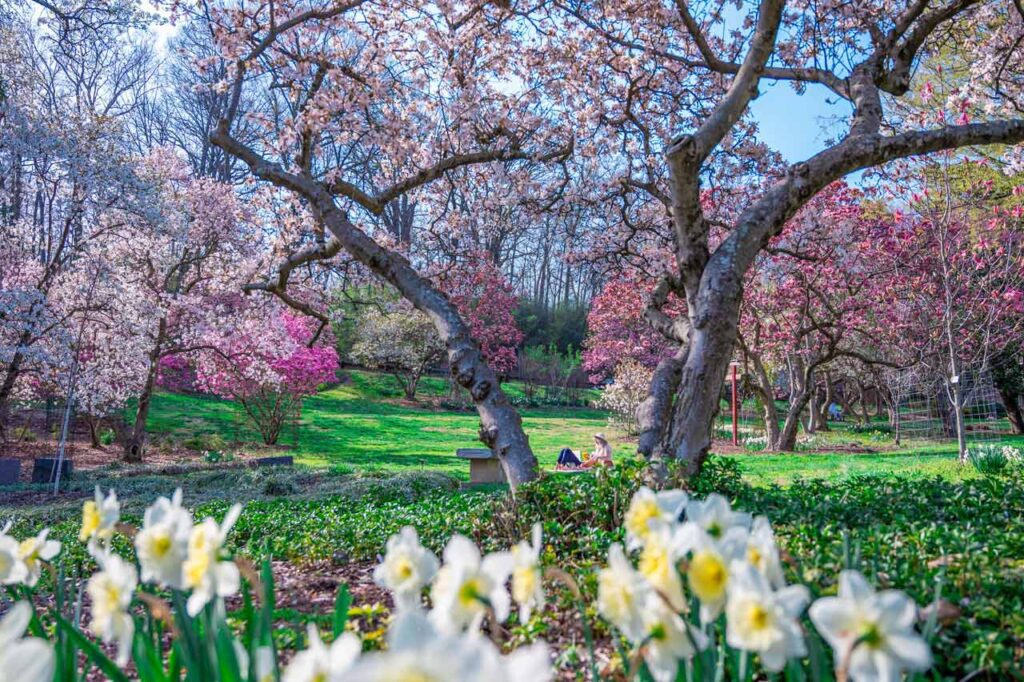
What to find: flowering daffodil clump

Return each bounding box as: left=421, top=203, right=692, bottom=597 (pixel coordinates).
left=0, top=484, right=934, bottom=681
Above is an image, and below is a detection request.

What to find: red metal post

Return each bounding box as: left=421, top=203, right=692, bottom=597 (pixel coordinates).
left=731, top=364, right=739, bottom=446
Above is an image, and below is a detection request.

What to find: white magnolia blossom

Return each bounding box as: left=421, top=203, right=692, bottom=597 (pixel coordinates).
left=623, top=486, right=688, bottom=549
left=429, top=535, right=513, bottom=633
left=684, top=493, right=752, bottom=539
left=809, top=570, right=932, bottom=682
left=510, top=522, right=545, bottom=622
left=639, top=592, right=708, bottom=682
left=17, top=528, right=61, bottom=587
left=373, top=526, right=439, bottom=611
left=596, top=543, right=651, bottom=641
left=80, top=486, right=120, bottom=555
left=346, top=611, right=551, bottom=682
left=745, top=516, right=785, bottom=588
left=0, top=529, right=28, bottom=585
left=183, top=504, right=243, bottom=616
left=0, top=602, right=55, bottom=682
left=86, top=552, right=137, bottom=666
left=282, top=625, right=361, bottom=682
left=135, top=489, right=193, bottom=589
left=677, top=522, right=748, bottom=623
left=725, top=561, right=809, bottom=672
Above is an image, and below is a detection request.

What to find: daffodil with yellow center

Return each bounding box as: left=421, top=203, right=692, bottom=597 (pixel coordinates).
left=80, top=501, right=100, bottom=542
left=637, top=528, right=687, bottom=610
left=373, top=527, right=439, bottom=612
left=623, top=487, right=688, bottom=550
left=725, top=561, right=809, bottom=672
left=512, top=565, right=538, bottom=605
left=625, top=498, right=660, bottom=543
left=87, top=552, right=137, bottom=666
left=688, top=550, right=728, bottom=604
left=79, top=487, right=120, bottom=555
left=596, top=544, right=649, bottom=641
left=16, top=529, right=60, bottom=587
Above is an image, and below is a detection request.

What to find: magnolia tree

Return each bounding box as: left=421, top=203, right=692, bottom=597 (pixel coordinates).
left=434, top=257, right=523, bottom=377
left=193, top=306, right=338, bottom=445
left=0, top=17, right=146, bottom=433
left=875, top=163, right=1024, bottom=459
left=583, top=275, right=679, bottom=384
left=103, top=149, right=254, bottom=461
left=350, top=303, right=446, bottom=401
left=599, top=359, right=654, bottom=436
left=192, top=0, right=575, bottom=488
left=534, top=0, right=1024, bottom=475
left=189, top=0, right=1024, bottom=482
left=737, top=184, right=899, bottom=451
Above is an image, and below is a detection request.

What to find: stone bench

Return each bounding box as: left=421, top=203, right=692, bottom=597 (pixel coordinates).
left=456, top=448, right=506, bottom=484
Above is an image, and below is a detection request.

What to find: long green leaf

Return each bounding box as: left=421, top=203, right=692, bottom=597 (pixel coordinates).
left=55, top=615, right=130, bottom=682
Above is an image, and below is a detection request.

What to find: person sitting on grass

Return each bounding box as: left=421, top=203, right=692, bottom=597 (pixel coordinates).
left=556, top=433, right=614, bottom=470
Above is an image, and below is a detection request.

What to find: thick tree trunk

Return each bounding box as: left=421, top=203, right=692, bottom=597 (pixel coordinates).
left=310, top=196, right=539, bottom=488
left=656, top=280, right=743, bottom=475
left=774, top=359, right=812, bottom=451
left=997, top=387, right=1024, bottom=435
left=815, top=373, right=833, bottom=432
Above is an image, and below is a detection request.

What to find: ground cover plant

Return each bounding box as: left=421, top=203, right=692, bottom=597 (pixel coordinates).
left=4, top=457, right=1022, bottom=680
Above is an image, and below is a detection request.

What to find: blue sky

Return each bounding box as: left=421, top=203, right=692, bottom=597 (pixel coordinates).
left=748, top=82, right=853, bottom=162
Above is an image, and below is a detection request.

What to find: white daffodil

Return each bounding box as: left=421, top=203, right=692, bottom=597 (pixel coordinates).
left=346, top=611, right=552, bottom=682
left=725, top=561, right=809, bottom=672
left=624, top=487, right=688, bottom=549
left=429, top=535, right=513, bottom=633
left=183, top=504, right=242, bottom=616
left=17, top=528, right=60, bottom=587
left=86, top=552, right=137, bottom=666
left=80, top=486, right=120, bottom=555
left=510, top=522, right=545, bottom=622
left=639, top=591, right=709, bottom=682
left=685, top=493, right=751, bottom=539
left=597, top=543, right=651, bottom=641
left=745, top=516, right=785, bottom=588
left=0, top=601, right=55, bottom=682
left=636, top=520, right=687, bottom=611
left=234, top=642, right=276, bottom=682
left=282, top=624, right=361, bottom=682
left=0, top=530, right=27, bottom=585
left=677, top=522, right=747, bottom=623
left=809, top=570, right=932, bottom=682
left=135, top=489, right=193, bottom=589
left=372, top=526, right=439, bottom=611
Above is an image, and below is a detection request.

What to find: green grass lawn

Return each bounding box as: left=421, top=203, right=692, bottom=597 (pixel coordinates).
left=144, top=370, right=619, bottom=478
left=137, top=369, right=1024, bottom=484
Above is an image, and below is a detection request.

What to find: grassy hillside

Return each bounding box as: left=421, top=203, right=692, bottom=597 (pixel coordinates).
left=136, top=369, right=1024, bottom=484
left=145, top=370, right=617, bottom=477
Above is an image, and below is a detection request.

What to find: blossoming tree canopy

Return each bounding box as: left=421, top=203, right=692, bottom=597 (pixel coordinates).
left=192, top=305, right=339, bottom=445
left=190, top=0, right=579, bottom=487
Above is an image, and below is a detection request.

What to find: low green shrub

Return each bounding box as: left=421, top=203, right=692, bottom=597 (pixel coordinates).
left=966, top=443, right=1023, bottom=474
